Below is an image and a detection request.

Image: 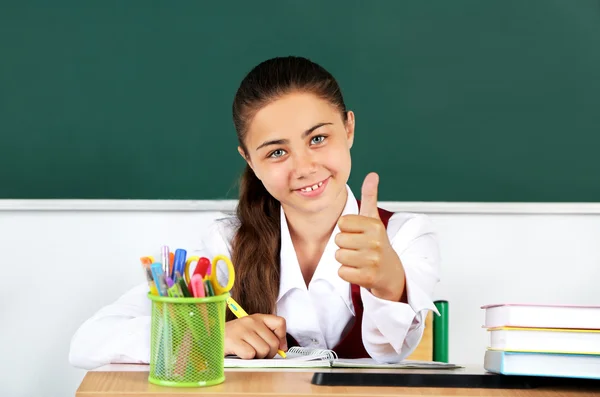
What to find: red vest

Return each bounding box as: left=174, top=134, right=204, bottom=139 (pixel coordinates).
left=286, top=203, right=396, bottom=359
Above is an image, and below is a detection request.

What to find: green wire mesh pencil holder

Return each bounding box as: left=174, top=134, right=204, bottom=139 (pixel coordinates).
left=147, top=292, right=228, bottom=387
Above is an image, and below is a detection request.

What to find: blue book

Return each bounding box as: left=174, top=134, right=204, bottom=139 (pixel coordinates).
left=484, top=350, right=600, bottom=380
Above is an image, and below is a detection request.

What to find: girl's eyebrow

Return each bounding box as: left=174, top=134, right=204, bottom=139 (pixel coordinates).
left=255, top=122, right=333, bottom=151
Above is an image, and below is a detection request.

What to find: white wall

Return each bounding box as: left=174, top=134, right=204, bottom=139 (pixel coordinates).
left=1, top=202, right=599, bottom=397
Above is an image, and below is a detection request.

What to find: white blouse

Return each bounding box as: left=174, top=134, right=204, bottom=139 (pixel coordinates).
left=69, top=185, right=440, bottom=370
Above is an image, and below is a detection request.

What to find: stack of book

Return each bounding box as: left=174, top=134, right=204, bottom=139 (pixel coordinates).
left=481, top=303, right=600, bottom=379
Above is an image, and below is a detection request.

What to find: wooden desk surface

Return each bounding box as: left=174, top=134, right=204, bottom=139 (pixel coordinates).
left=76, top=366, right=599, bottom=397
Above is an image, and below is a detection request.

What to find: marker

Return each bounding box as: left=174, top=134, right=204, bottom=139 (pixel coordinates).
left=226, top=296, right=286, bottom=358
left=190, top=274, right=205, bottom=298
left=172, top=249, right=187, bottom=280
left=177, top=275, right=192, bottom=297
left=194, top=257, right=211, bottom=278
left=150, top=263, right=168, bottom=297
left=204, top=261, right=212, bottom=279
left=204, top=279, right=214, bottom=297
left=140, top=257, right=159, bottom=296
left=167, top=283, right=183, bottom=298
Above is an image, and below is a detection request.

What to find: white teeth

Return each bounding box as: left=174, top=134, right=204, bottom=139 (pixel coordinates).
left=300, top=180, right=325, bottom=192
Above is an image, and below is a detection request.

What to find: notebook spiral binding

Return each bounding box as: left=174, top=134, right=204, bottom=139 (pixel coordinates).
left=287, top=347, right=339, bottom=360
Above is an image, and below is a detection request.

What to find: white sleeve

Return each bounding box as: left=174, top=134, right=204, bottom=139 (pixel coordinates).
left=360, top=213, right=441, bottom=363
left=68, top=217, right=235, bottom=370
left=68, top=282, right=152, bottom=370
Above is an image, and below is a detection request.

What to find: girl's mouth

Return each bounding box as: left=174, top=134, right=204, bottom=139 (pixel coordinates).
left=295, top=177, right=330, bottom=197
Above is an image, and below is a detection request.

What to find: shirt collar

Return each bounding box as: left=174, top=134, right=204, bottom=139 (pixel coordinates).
left=278, top=205, right=307, bottom=302
left=277, top=185, right=358, bottom=312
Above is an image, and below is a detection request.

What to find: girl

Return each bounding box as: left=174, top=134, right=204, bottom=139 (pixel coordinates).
left=69, top=56, right=440, bottom=369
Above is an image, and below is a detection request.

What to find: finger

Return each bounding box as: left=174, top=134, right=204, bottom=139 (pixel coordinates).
left=253, top=322, right=283, bottom=358
left=242, top=331, right=273, bottom=359
left=260, top=315, right=288, bottom=351
left=359, top=172, right=380, bottom=219
left=337, top=214, right=371, bottom=233
left=338, top=265, right=375, bottom=288
left=228, top=339, right=258, bottom=360
left=335, top=248, right=380, bottom=268
left=335, top=232, right=380, bottom=251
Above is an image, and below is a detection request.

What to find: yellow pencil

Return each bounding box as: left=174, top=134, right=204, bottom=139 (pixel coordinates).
left=226, top=296, right=287, bottom=358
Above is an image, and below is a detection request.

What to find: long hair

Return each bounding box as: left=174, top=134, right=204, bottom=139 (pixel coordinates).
left=229, top=56, right=347, bottom=320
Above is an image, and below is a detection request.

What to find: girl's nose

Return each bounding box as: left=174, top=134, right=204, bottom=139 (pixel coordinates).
left=292, top=151, right=317, bottom=178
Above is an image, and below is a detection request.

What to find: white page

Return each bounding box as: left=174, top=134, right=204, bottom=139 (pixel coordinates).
left=224, top=350, right=333, bottom=368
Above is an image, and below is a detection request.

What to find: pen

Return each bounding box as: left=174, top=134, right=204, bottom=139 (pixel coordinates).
left=161, top=246, right=170, bottom=276
left=150, top=263, right=168, bottom=296
left=226, top=296, right=287, bottom=358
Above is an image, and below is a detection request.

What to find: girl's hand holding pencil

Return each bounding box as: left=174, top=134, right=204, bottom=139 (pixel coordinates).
left=225, top=297, right=288, bottom=360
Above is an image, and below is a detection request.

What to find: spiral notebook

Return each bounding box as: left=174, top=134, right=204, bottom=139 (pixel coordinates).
left=224, top=347, right=460, bottom=369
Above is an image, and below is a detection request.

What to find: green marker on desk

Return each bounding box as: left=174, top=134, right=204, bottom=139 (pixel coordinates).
left=433, top=300, right=449, bottom=363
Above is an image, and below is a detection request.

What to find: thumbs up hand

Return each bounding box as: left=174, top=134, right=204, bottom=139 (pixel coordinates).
left=335, top=173, right=406, bottom=302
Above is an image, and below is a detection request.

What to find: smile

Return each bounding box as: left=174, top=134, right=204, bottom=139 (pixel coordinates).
left=295, top=177, right=330, bottom=198
left=299, top=180, right=325, bottom=192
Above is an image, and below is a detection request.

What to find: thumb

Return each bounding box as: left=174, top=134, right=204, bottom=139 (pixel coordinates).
left=359, top=172, right=380, bottom=219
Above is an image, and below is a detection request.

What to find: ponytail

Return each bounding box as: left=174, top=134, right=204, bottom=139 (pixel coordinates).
left=228, top=165, right=281, bottom=321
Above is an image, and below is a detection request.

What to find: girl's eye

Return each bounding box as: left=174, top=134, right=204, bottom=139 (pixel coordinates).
left=269, top=149, right=286, bottom=158
left=311, top=135, right=326, bottom=145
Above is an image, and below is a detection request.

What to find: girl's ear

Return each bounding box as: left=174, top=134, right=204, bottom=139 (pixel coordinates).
left=238, top=146, right=250, bottom=166
left=238, top=146, right=259, bottom=178
left=345, top=110, right=356, bottom=149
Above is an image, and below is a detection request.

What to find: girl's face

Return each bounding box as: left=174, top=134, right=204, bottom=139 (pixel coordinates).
left=240, top=92, right=355, bottom=215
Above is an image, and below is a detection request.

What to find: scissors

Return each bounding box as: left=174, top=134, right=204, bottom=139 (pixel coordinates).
left=184, top=254, right=235, bottom=296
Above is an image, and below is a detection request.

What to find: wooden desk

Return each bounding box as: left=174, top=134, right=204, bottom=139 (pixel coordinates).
left=76, top=366, right=599, bottom=397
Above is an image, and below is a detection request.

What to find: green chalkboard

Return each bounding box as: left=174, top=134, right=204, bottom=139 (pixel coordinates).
left=1, top=1, right=600, bottom=201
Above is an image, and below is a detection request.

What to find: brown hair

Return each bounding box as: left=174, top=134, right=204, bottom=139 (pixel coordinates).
left=228, top=56, right=347, bottom=321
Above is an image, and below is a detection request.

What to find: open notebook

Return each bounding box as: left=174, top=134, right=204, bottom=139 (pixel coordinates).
left=224, top=346, right=461, bottom=369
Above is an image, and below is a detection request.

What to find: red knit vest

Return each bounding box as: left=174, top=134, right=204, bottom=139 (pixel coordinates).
left=285, top=202, right=396, bottom=359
